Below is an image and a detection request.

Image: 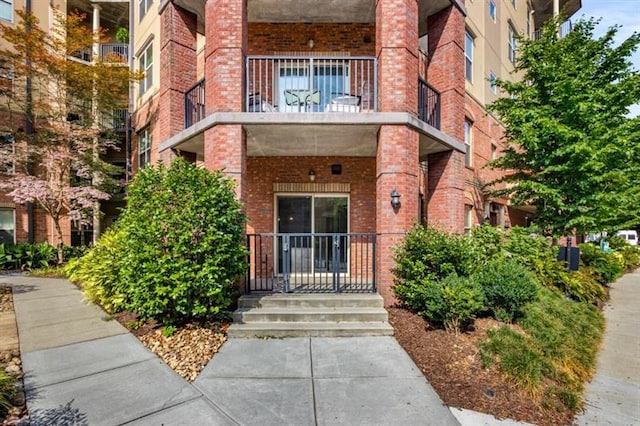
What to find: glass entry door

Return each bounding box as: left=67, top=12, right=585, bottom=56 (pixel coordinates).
left=276, top=195, right=348, bottom=274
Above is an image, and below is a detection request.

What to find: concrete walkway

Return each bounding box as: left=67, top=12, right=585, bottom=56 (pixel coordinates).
left=3, top=272, right=638, bottom=425
left=1, top=275, right=459, bottom=426
left=575, top=270, right=640, bottom=426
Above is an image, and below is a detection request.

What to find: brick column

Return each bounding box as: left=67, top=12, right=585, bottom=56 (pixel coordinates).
left=158, top=3, right=197, bottom=164
left=375, top=0, right=420, bottom=306
left=203, top=0, right=247, bottom=201
left=425, top=5, right=466, bottom=232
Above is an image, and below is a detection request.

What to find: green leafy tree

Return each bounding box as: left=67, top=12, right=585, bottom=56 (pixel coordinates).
left=488, top=17, right=640, bottom=237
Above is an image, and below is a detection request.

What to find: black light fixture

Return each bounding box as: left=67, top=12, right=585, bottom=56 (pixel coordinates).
left=390, top=189, right=401, bottom=209
left=308, top=169, right=316, bottom=182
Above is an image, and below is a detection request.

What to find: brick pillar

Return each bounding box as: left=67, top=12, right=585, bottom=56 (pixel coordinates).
left=158, top=3, right=197, bottom=164
left=203, top=0, right=247, bottom=201
left=425, top=5, right=466, bottom=232
left=375, top=0, right=420, bottom=306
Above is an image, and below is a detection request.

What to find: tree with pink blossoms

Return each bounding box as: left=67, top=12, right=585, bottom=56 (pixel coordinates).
left=0, top=8, right=139, bottom=263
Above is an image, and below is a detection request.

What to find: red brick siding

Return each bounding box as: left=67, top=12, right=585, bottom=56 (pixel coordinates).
left=426, top=149, right=465, bottom=232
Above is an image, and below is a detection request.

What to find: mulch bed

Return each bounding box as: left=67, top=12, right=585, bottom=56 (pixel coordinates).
left=387, top=307, right=575, bottom=426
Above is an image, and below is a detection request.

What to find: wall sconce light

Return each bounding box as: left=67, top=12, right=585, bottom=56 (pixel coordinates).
left=308, top=38, right=315, bottom=49
left=309, top=170, right=316, bottom=182
left=390, top=189, right=401, bottom=210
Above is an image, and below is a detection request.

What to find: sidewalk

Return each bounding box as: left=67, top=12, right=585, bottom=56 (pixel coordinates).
left=574, top=270, right=640, bottom=425
left=1, top=275, right=460, bottom=426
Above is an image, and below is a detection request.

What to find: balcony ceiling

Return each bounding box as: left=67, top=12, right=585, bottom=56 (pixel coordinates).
left=67, top=0, right=129, bottom=28
left=175, top=0, right=455, bottom=35
left=532, top=0, right=582, bottom=27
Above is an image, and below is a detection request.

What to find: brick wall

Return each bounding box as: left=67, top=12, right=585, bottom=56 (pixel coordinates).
left=245, top=156, right=376, bottom=235
left=158, top=3, right=197, bottom=147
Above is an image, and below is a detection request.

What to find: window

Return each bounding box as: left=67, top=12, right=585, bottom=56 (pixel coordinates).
left=138, top=127, right=151, bottom=168
left=508, top=24, right=517, bottom=64
left=0, top=0, right=12, bottom=23
left=139, top=0, right=153, bottom=21
left=464, top=119, right=473, bottom=167
left=0, top=208, right=14, bottom=244
left=138, top=42, right=153, bottom=96
left=489, top=0, right=497, bottom=22
left=464, top=205, right=473, bottom=234
left=465, top=31, right=474, bottom=82
left=489, top=71, right=497, bottom=94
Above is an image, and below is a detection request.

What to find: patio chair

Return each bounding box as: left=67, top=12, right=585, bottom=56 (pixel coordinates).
left=325, top=93, right=361, bottom=112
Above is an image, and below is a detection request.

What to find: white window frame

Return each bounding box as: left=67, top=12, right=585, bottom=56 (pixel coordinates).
left=508, top=23, right=517, bottom=65
left=0, top=0, right=13, bottom=23
left=0, top=207, right=15, bottom=244
left=489, top=0, right=497, bottom=22
left=138, top=126, right=151, bottom=168
left=489, top=71, right=497, bottom=94
left=138, top=42, right=153, bottom=96
left=464, top=119, right=473, bottom=167
left=465, top=31, right=474, bottom=83
left=139, top=0, right=153, bottom=21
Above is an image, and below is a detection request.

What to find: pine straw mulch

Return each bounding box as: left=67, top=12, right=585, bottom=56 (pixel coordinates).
left=387, top=307, right=575, bottom=426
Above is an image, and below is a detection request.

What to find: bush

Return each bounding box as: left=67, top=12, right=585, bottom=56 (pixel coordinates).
left=414, top=274, right=485, bottom=333
left=619, top=245, right=640, bottom=271
left=65, top=227, right=127, bottom=313
left=68, top=159, right=248, bottom=324
left=0, top=242, right=57, bottom=270
left=579, top=243, right=624, bottom=284
left=0, top=370, right=16, bottom=415
left=473, top=258, right=539, bottom=322
left=393, top=225, right=480, bottom=300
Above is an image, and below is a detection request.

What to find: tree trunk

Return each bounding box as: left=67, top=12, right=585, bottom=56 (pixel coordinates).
left=53, top=218, right=65, bottom=264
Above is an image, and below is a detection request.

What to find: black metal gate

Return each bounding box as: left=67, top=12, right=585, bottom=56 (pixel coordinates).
left=246, top=233, right=376, bottom=293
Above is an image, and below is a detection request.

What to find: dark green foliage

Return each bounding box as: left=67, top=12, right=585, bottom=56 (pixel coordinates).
left=68, top=159, right=248, bottom=324
left=488, top=16, right=640, bottom=236
left=0, top=243, right=56, bottom=270
left=473, top=258, right=539, bottom=322
left=413, top=274, right=485, bottom=333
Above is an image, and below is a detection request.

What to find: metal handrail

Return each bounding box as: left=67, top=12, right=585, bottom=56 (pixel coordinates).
left=418, top=78, right=441, bottom=130
left=184, top=79, right=205, bottom=128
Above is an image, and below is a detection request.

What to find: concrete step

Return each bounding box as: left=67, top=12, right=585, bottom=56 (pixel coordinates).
left=233, top=307, right=388, bottom=323
left=227, top=321, right=394, bottom=338
left=238, top=293, right=384, bottom=309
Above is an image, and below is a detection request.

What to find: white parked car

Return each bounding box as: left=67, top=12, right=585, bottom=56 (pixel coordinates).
left=616, top=230, right=638, bottom=246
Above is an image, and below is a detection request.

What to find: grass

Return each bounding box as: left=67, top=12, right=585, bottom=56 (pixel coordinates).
left=480, top=287, right=605, bottom=410
left=27, top=265, right=67, bottom=278
left=0, top=370, right=16, bottom=414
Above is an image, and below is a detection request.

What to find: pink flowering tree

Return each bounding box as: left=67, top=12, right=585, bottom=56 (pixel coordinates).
left=0, top=9, right=138, bottom=263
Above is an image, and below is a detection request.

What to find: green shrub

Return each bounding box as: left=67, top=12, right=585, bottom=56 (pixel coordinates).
left=469, top=224, right=506, bottom=261
left=0, top=242, right=57, bottom=270
left=0, top=370, right=16, bottom=415
left=619, top=245, right=640, bottom=271
left=473, top=258, right=539, bottom=322
left=414, top=274, right=485, bottom=333
left=393, top=225, right=480, bottom=299
left=65, top=227, right=127, bottom=313
left=579, top=243, right=624, bottom=284
left=562, top=267, right=608, bottom=304
left=69, top=158, right=248, bottom=325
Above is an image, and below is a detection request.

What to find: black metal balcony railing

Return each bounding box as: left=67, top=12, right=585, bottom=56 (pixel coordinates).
left=418, top=78, right=441, bottom=130
left=184, top=79, right=205, bottom=128
left=101, top=108, right=128, bottom=131
left=246, top=233, right=376, bottom=294
left=246, top=55, right=377, bottom=113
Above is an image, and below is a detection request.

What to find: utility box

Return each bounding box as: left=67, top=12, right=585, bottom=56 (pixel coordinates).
left=558, top=247, right=580, bottom=271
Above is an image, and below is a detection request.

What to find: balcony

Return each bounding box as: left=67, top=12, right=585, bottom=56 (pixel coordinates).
left=246, top=55, right=377, bottom=114
left=101, top=108, right=129, bottom=132
left=418, top=79, right=440, bottom=130
left=70, top=43, right=129, bottom=65
left=533, top=20, right=572, bottom=40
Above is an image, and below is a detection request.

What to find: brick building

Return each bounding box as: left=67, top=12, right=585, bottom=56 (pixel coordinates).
left=129, top=0, right=581, bottom=304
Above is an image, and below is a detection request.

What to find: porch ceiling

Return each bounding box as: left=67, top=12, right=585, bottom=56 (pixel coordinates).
left=67, top=0, right=130, bottom=28
left=173, top=0, right=456, bottom=35
left=532, top=0, right=582, bottom=27
left=160, top=112, right=466, bottom=161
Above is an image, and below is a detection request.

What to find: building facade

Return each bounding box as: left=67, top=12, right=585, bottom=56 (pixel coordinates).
left=130, top=0, right=581, bottom=304
left=0, top=0, right=130, bottom=247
